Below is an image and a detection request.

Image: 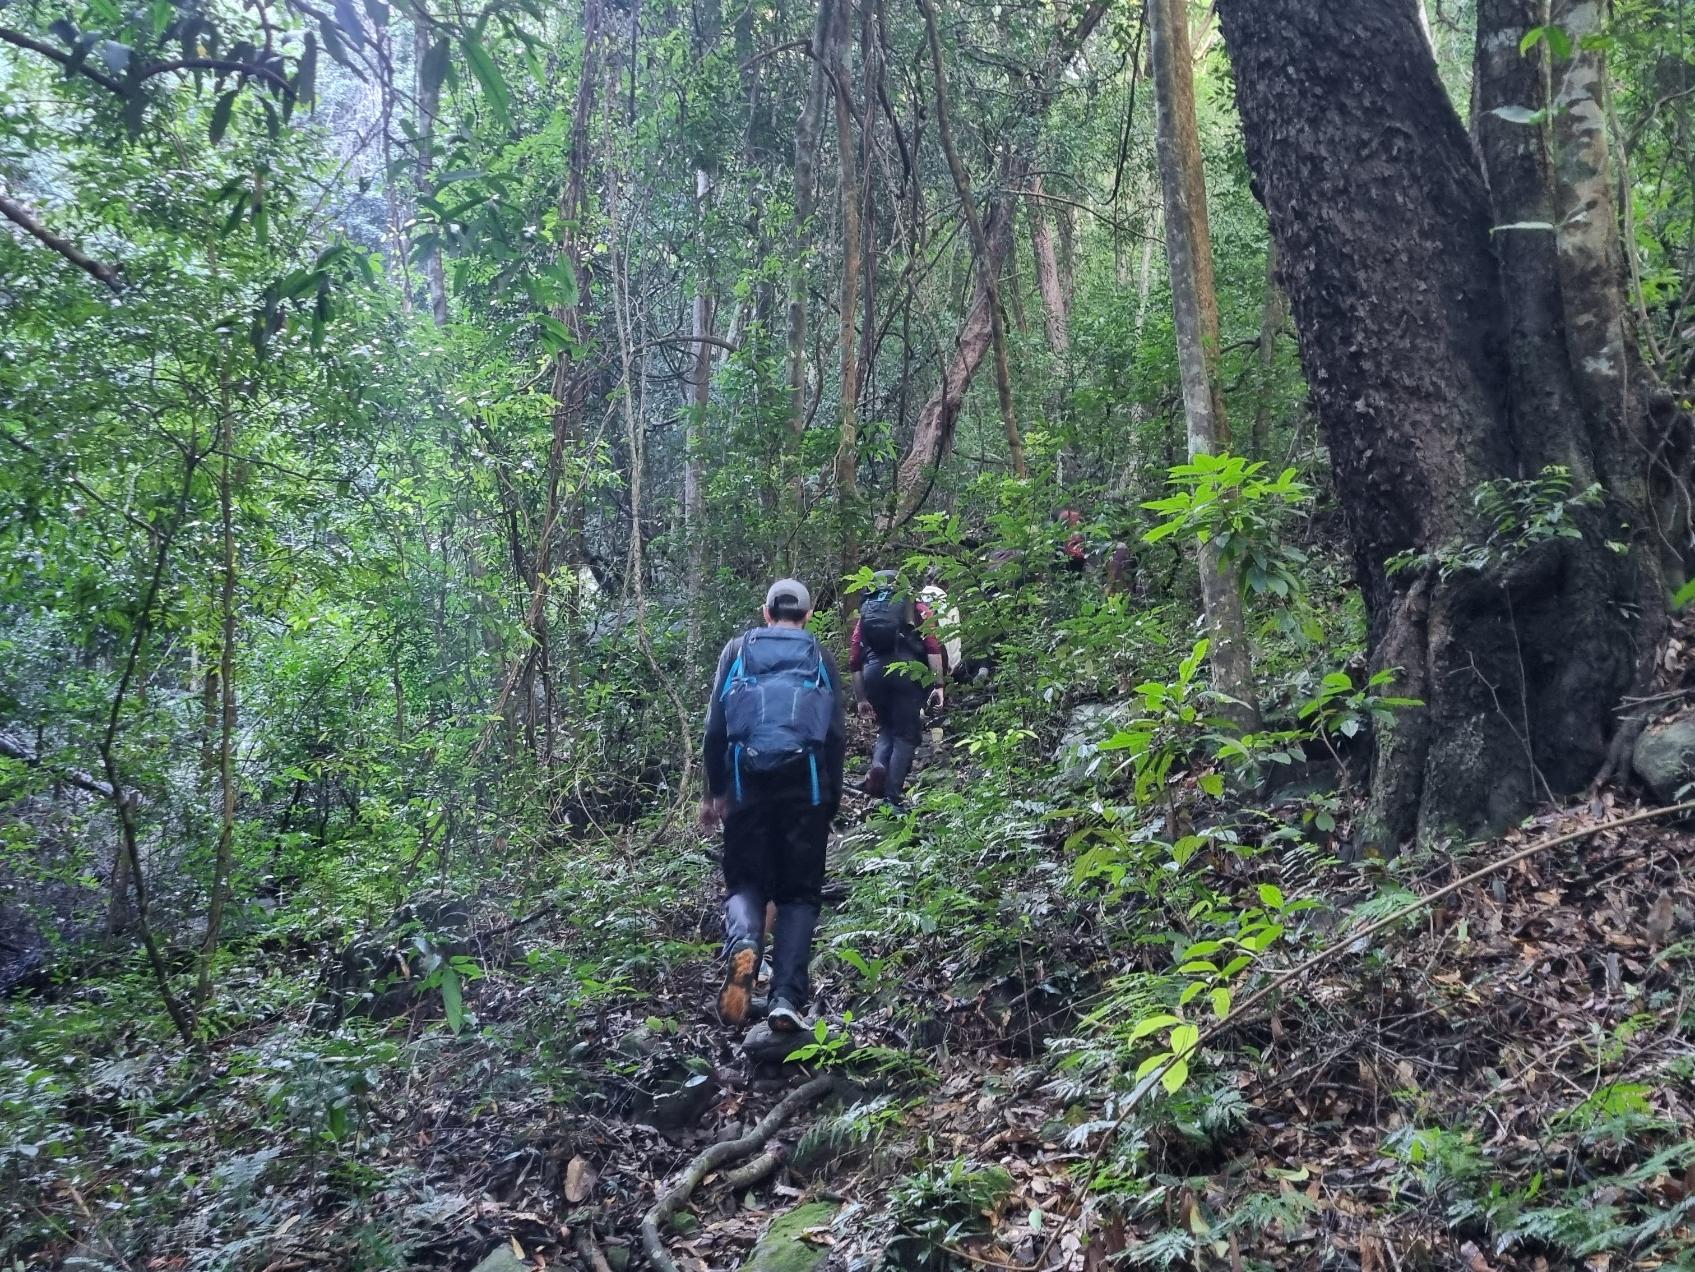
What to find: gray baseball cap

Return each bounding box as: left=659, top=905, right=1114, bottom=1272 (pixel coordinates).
left=764, top=577, right=812, bottom=613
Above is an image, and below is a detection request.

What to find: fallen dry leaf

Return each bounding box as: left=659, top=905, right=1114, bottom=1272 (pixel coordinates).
left=564, top=1155, right=597, bottom=1205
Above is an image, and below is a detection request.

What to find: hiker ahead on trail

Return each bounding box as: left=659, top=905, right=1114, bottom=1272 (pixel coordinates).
left=850, top=570, right=945, bottom=808
left=700, top=578, right=845, bottom=1033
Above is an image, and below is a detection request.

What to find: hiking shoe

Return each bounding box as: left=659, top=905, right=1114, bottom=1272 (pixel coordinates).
left=718, top=941, right=759, bottom=1026
left=768, top=997, right=805, bottom=1033
left=862, top=764, right=887, bottom=797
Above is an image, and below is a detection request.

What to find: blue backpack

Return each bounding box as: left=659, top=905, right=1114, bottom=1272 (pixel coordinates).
left=721, top=626, right=835, bottom=804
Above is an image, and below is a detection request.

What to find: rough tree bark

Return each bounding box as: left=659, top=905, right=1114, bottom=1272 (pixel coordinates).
left=1215, top=0, right=1688, bottom=846
left=1149, top=0, right=1260, bottom=730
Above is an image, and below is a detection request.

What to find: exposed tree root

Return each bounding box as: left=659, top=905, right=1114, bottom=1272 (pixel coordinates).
left=640, top=1072, right=836, bottom=1272
left=720, top=1146, right=784, bottom=1190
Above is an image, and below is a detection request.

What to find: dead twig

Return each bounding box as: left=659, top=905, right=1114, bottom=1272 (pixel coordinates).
left=573, top=1228, right=615, bottom=1272
left=640, top=1073, right=836, bottom=1272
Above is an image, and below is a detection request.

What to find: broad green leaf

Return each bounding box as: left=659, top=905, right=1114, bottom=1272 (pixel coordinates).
left=209, top=90, right=238, bottom=144
left=1489, top=104, right=1547, bottom=125
left=1135, top=1051, right=1172, bottom=1080
left=1161, top=1058, right=1189, bottom=1093
left=440, top=964, right=464, bottom=1033
left=464, top=38, right=512, bottom=125
left=1129, top=1013, right=1181, bottom=1041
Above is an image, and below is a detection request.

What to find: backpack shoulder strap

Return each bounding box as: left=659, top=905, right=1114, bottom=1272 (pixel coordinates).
left=719, top=634, right=749, bottom=700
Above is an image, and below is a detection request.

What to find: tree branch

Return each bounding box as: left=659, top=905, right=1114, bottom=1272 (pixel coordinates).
left=0, top=731, right=120, bottom=800
left=0, top=29, right=296, bottom=99
left=0, top=193, right=122, bottom=291
left=139, top=57, right=295, bottom=97
left=0, top=27, right=126, bottom=92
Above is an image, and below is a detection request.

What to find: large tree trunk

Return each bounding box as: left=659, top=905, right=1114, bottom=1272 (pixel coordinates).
left=1149, top=0, right=1260, bottom=731
left=1216, top=0, right=1684, bottom=847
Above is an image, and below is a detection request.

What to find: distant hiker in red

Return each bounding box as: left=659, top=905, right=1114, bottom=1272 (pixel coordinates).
left=850, top=571, right=945, bottom=809
left=700, top=579, right=846, bottom=1033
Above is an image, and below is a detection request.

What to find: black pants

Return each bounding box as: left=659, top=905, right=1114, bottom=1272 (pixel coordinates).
left=722, top=795, right=831, bottom=1009
left=863, top=657, right=925, bottom=797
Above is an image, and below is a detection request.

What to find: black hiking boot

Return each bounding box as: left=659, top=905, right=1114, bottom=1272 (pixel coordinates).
left=718, top=940, right=759, bottom=1026
left=768, top=996, right=805, bottom=1032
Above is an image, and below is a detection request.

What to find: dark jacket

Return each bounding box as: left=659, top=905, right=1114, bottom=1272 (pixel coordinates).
left=703, top=626, right=846, bottom=810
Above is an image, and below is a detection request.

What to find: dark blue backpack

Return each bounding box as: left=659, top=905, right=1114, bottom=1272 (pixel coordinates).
left=721, top=627, right=835, bottom=803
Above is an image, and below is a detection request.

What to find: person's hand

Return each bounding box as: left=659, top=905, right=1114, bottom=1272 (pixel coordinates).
left=857, top=700, right=875, bottom=719
left=698, top=796, right=727, bottom=832
left=927, top=687, right=945, bottom=712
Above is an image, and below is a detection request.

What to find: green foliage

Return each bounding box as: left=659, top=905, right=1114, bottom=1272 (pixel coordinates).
left=1389, top=466, right=1604, bottom=580
left=1143, top=453, right=1313, bottom=608
left=887, top=1158, right=1015, bottom=1269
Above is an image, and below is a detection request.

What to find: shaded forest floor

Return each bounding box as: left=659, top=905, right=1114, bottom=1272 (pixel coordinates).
left=6, top=717, right=1695, bottom=1272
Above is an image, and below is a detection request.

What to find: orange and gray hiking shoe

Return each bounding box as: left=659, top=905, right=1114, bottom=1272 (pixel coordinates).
left=717, top=940, right=759, bottom=1026
left=768, top=997, right=805, bottom=1032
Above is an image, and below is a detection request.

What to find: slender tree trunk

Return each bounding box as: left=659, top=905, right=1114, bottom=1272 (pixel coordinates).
left=889, top=1, right=1110, bottom=519
left=685, top=166, right=714, bottom=668
left=891, top=177, right=1023, bottom=523
left=784, top=0, right=835, bottom=559
left=1250, top=241, right=1285, bottom=457
left=1217, top=0, right=1684, bottom=845
left=608, top=163, right=696, bottom=813
left=1029, top=177, right=1071, bottom=357
left=197, top=358, right=239, bottom=1009
left=917, top=0, right=1024, bottom=478
left=373, top=11, right=414, bottom=312
left=415, top=11, right=448, bottom=327
left=99, top=451, right=203, bottom=1045
left=1149, top=0, right=1260, bottom=730
left=832, top=0, right=864, bottom=606
left=535, top=0, right=605, bottom=761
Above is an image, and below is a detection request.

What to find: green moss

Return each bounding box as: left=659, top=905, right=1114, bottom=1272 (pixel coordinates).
left=740, top=1201, right=840, bottom=1272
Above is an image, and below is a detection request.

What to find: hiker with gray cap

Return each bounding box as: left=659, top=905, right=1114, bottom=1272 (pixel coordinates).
left=700, top=578, right=846, bottom=1032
